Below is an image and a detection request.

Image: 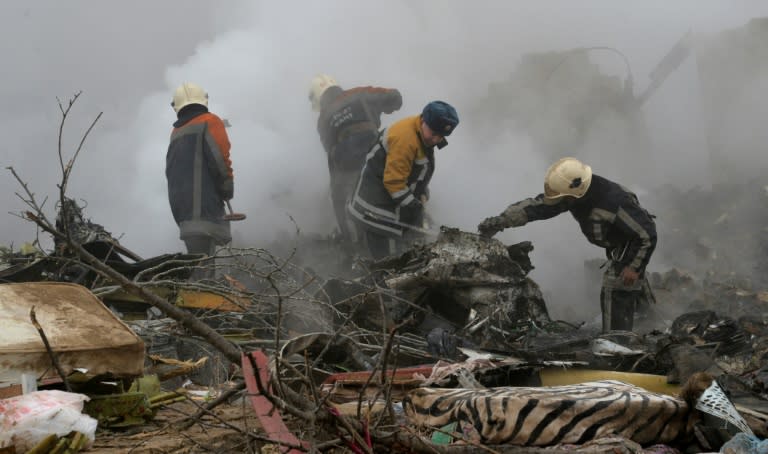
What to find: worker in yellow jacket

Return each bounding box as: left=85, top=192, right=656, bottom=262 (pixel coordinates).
left=348, top=101, right=459, bottom=259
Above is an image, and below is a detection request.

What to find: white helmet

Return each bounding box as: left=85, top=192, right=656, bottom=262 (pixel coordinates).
left=172, top=83, right=208, bottom=113
left=308, top=74, right=338, bottom=111
left=543, top=157, right=593, bottom=203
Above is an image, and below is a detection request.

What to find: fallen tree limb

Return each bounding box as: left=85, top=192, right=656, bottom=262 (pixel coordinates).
left=26, top=211, right=244, bottom=364
left=29, top=305, right=71, bottom=392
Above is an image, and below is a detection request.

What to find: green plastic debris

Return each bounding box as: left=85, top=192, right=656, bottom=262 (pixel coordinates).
left=83, top=392, right=155, bottom=428
left=431, top=421, right=458, bottom=445
left=128, top=374, right=162, bottom=399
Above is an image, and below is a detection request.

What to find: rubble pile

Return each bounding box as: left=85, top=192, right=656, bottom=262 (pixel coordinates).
left=316, top=228, right=552, bottom=355
left=649, top=180, right=768, bottom=289
left=4, top=199, right=768, bottom=453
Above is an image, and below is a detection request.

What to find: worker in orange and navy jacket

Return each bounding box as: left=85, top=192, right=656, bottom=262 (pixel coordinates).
left=348, top=101, right=459, bottom=259
left=308, top=74, right=402, bottom=242
left=166, top=83, right=233, bottom=256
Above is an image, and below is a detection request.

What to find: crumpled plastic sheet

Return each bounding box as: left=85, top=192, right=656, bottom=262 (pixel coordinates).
left=0, top=390, right=98, bottom=452
left=720, top=432, right=768, bottom=454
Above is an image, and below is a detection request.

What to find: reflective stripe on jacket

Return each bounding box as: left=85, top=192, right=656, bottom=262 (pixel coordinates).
left=348, top=115, right=434, bottom=236
left=317, top=86, right=402, bottom=174
left=166, top=108, right=233, bottom=244
left=507, top=175, right=657, bottom=272
left=317, top=86, right=403, bottom=154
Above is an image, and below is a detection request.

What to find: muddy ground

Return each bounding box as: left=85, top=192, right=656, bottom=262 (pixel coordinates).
left=89, top=400, right=261, bottom=454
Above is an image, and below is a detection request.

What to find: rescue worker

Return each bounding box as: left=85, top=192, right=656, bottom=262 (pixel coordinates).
left=477, top=157, right=656, bottom=332
left=348, top=101, right=459, bottom=259
left=166, top=82, right=233, bottom=257
left=309, top=74, right=402, bottom=242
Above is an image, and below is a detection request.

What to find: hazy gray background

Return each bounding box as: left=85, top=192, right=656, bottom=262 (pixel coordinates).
left=2, top=1, right=767, bottom=322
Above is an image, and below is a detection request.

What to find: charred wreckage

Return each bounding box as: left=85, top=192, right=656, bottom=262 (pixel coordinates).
left=5, top=16, right=768, bottom=454
left=1, top=196, right=768, bottom=454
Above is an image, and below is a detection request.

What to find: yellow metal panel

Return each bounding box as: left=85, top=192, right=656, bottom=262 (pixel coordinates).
left=540, top=368, right=680, bottom=396
left=175, top=290, right=250, bottom=312
left=102, top=286, right=250, bottom=313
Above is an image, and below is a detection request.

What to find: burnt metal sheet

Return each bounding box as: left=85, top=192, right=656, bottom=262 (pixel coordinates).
left=242, top=350, right=306, bottom=453
left=0, top=282, right=145, bottom=385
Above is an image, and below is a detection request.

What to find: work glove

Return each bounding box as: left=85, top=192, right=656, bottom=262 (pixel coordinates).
left=500, top=204, right=528, bottom=227
left=477, top=215, right=506, bottom=238
left=399, top=199, right=424, bottom=227
left=620, top=267, right=640, bottom=287
left=414, top=187, right=429, bottom=204
left=220, top=178, right=234, bottom=201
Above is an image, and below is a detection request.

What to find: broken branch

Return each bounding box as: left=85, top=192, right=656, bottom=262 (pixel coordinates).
left=29, top=305, right=71, bottom=392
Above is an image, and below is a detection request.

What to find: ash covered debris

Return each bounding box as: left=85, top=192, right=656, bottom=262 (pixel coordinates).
left=1, top=198, right=198, bottom=285
left=6, top=18, right=768, bottom=454
left=317, top=227, right=552, bottom=355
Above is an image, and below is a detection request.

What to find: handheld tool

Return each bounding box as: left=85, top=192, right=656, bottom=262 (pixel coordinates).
left=223, top=200, right=246, bottom=221
left=364, top=210, right=438, bottom=236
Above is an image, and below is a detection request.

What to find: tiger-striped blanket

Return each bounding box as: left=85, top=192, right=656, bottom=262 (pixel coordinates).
left=402, top=380, right=692, bottom=446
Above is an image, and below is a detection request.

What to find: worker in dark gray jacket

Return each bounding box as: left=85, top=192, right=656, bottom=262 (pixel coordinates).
left=309, top=74, right=402, bottom=243
left=478, top=157, right=656, bottom=332
left=166, top=83, right=233, bottom=256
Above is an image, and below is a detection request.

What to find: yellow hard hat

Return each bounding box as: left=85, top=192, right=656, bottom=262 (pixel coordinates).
left=308, top=74, right=338, bottom=111
left=171, top=83, right=208, bottom=113
left=543, top=157, right=593, bottom=202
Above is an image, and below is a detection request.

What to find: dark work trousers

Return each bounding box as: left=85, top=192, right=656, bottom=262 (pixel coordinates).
left=183, top=234, right=216, bottom=281
left=330, top=170, right=359, bottom=242
left=329, top=132, right=377, bottom=243
left=184, top=235, right=216, bottom=255
left=363, top=228, right=429, bottom=261
left=364, top=230, right=396, bottom=260
left=600, top=262, right=654, bottom=332
left=600, top=287, right=639, bottom=332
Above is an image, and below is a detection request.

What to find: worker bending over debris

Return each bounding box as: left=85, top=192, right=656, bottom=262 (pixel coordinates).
left=348, top=101, right=459, bottom=259
left=309, top=74, right=402, bottom=243
left=478, top=157, right=657, bottom=332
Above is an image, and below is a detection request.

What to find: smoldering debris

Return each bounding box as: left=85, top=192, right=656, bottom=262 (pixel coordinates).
left=6, top=18, right=768, bottom=445
left=6, top=194, right=768, bottom=453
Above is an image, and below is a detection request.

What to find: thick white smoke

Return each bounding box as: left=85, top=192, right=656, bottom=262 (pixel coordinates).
left=3, top=1, right=768, bottom=321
